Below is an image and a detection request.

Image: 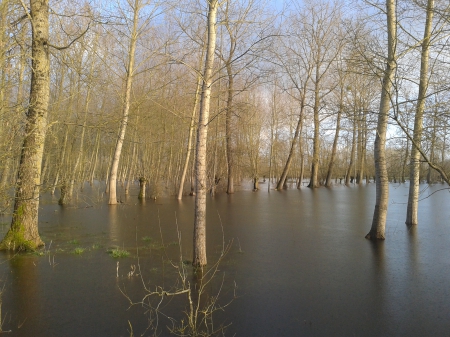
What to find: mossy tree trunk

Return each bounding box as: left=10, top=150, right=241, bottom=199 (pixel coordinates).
left=1, top=0, right=49, bottom=251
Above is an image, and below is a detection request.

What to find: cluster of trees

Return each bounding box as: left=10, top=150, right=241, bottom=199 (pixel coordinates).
left=0, top=0, right=449, bottom=263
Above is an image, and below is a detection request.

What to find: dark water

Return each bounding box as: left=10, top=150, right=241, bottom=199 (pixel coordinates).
left=0, top=182, right=449, bottom=336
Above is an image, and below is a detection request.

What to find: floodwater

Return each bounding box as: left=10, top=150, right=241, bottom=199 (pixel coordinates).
left=0, top=182, right=449, bottom=336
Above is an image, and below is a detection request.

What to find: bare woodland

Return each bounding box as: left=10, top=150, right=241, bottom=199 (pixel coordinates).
left=0, top=0, right=450, bottom=257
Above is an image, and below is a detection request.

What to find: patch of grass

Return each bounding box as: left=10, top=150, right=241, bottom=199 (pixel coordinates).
left=108, top=248, right=130, bottom=258
left=92, top=243, right=102, bottom=249
left=68, top=239, right=80, bottom=245
left=142, top=236, right=153, bottom=242
left=73, top=247, right=85, bottom=255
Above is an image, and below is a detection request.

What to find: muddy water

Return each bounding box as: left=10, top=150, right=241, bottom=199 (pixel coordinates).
left=0, top=182, right=449, bottom=336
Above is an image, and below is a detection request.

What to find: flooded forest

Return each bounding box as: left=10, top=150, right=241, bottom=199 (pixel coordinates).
left=0, top=0, right=450, bottom=336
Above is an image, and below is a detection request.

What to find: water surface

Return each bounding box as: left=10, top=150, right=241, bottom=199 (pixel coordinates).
left=0, top=182, right=449, bottom=336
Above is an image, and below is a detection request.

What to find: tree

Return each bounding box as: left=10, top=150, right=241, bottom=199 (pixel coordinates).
left=193, top=0, right=219, bottom=267
left=366, top=0, right=396, bottom=240
left=405, top=0, right=434, bottom=226
left=108, top=0, right=142, bottom=205
left=0, top=0, right=50, bottom=250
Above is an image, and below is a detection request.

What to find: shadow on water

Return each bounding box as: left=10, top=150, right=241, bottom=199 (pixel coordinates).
left=0, top=182, right=449, bottom=336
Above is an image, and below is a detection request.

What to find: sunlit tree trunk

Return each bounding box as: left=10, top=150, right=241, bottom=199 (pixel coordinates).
left=0, top=0, right=49, bottom=250
left=193, top=0, right=218, bottom=267
left=109, top=0, right=140, bottom=205
left=366, top=0, right=396, bottom=240
left=405, top=0, right=434, bottom=226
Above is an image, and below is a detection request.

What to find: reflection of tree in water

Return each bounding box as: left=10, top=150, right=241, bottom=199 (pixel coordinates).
left=121, top=233, right=235, bottom=337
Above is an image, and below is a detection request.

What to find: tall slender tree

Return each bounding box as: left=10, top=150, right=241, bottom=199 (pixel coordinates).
left=193, top=0, right=219, bottom=267
left=366, top=0, right=396, bottom=240
left=405, top=0, right=434, bottom=226
left=109, top=0, right=142, bottom=205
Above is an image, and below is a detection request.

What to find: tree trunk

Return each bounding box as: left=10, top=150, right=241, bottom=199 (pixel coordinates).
left=177, top=70, right=202, bottom=200
left=405, top=0, right=434, bottom=226
left=401, top=137, right=409, bottom=183
left=325, top=86, right=343, bottom=187
left=366, top=0, right=396, bottom=240
left=277, top=99, right=305, bottom=190
left=225, top=63, right=235, bottom=194
left=0, top=0, right=49, bottom=251
left=193, top=0, right=218, bottom=267
left=346, top=110, right=357, bottom=186
left=138, top=177, right=147, bottom=200
left=108, top=0, right=140, bottom=205
left=268, top=84, right=277, bottom=192
left=308, top=63, right=321, bottom=189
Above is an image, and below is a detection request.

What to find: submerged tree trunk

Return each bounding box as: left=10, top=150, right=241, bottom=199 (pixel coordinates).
left=193, top=0, right=218, bottom=267
left=308, top=64, right=321, bottom=189
left=225, top=63, right=235, bottom=194
left=138, top=177, right=147, bottom=200
left=405, top=0, right=434, bottom=226
left=0, top=0, right=49, bottom=250
left=366, top=0, right=396, bottom=240
left=277, top=99, right=305, bottom=190
left=325, top=85, right=344, bottom=187
left=345, top=112, right=357, bottom=186
left=109, top=0, right=140, bottom=205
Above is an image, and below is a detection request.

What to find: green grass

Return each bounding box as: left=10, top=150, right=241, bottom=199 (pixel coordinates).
left=92, top=243, right=102, bottom=249
left=73, top=247, right=85, bottom=255
left=142, top=236, right=153, bottom=242
left=107, top=248, right=130, bottom=258
left=68, top=239, right=80, bottom=245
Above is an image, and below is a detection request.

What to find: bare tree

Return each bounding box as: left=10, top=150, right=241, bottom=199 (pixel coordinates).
left=193, top=0, right=219, bottom=267
left=405, top=0, right=434, bottom=226
left=108, top=0, right=142, bottom=205
left=366, top=0, right=397, bottom=240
